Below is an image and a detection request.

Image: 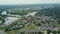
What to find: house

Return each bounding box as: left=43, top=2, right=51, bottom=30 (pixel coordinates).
left=25, top=29, right=43, bottom=34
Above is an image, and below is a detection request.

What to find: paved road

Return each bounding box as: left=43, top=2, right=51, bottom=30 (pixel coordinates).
left=0, top=30, right=7, bottom=34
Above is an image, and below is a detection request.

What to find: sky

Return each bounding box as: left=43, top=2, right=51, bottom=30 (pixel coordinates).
left=0, top=0, right=60, bottom=5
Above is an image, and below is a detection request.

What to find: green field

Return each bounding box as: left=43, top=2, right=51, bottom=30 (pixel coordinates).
left=26, top=24, right=36, bottom=30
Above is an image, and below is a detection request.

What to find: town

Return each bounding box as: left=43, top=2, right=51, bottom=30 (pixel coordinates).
left=0, top=6, right=60, bottom=34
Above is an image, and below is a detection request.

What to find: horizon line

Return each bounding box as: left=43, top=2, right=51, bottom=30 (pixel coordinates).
left=0, top=3, right=60, bottom=5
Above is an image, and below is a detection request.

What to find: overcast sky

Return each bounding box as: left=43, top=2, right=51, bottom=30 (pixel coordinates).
left=0, top=0, right=60, bottom=5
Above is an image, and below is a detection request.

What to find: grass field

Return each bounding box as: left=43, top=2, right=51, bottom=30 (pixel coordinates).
left=26, top=24, right=36, bottom=30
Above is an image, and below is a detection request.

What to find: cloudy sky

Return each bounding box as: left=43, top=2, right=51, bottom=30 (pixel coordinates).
left=0, top=0, right=60, bottom=5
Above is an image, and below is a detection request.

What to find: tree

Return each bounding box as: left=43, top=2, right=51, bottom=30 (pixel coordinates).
left=47, top=30, right=51, bottom=34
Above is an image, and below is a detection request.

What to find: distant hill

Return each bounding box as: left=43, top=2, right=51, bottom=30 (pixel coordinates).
left=0, top=3, right=60, bottom=9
